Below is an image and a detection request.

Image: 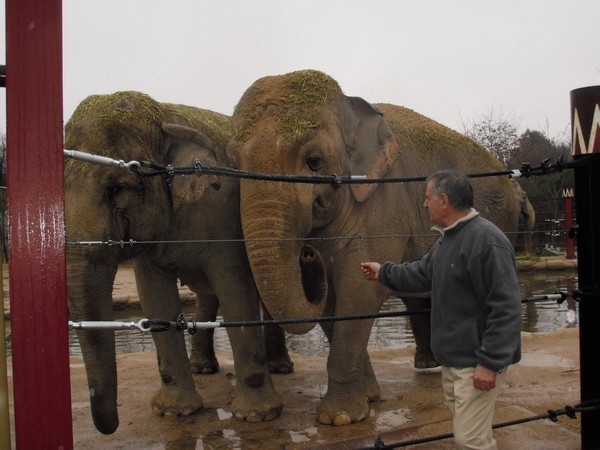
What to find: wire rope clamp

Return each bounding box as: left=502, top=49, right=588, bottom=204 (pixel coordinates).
left=193, top=159, right=203, bottom=176
left=165, top=164, right=175, bottom=186
left=176, top=313, right=188, bottom=332
left=331, top=174, right=342, bottom=191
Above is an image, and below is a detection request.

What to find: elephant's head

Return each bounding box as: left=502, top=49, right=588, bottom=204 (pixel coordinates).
left=227, top=70, right=400, bottom=334
left=64, top=91, right=230, bottom=433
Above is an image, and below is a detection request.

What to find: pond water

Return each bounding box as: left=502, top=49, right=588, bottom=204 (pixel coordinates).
left=54, top=270, right=578, bottom=357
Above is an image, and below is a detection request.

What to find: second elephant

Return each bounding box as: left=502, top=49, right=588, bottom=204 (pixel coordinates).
left=65, top=91, right=282, bottom=434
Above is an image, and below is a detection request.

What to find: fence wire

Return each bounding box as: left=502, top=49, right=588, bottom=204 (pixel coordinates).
left=358, top=399, right=600, bottom=449
left=65, top=149, right=575, bottom=186
left=68, top=291, right=574, bottom=333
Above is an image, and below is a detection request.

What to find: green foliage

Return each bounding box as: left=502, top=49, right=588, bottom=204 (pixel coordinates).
left=514, top=129, right=573, bottom=220
left=462, top=107, right=573, bottom=253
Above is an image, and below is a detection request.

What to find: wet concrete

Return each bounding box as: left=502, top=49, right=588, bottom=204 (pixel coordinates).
left=3, top=257, right=583, bottom=448
left=6, top=328, right=582, bottom=449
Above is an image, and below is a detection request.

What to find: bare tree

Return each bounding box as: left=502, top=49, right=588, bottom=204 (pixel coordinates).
left=461, top=106, right=521, bottom=168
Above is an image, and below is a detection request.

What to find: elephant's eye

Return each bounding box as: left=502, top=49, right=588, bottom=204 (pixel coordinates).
left=105, top=182, right=132, bottom=210
left=305, top=155, right=323, bottom=172
left=106, top=184, right=124, bottom=198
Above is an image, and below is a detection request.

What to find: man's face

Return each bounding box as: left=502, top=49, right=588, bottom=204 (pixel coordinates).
left=423, top=181, right=445, bottom=225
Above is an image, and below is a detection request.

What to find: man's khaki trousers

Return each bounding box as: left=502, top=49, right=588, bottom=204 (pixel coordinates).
left=441, top=366, right=507, bottom=450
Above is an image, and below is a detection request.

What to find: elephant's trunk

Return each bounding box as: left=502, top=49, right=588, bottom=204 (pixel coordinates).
left=523, top=199, right=536, bottom=230
left=67, top=256, right=119, bottom=434
left=241, top=182, right=326, bottom=334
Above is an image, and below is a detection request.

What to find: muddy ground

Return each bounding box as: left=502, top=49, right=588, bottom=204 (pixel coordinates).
left=4, top=259, right=584, bottom=449
left=7, top=329, right=582, bottom=449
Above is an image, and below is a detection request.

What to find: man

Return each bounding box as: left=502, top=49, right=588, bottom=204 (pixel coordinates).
left=361, top=169, right=521, bottom=450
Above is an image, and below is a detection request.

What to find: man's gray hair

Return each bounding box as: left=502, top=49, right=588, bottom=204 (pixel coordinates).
left=426, top=169, right=474, bottom=210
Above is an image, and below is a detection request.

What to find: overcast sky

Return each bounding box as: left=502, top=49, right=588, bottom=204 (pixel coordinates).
left=1, top=0, right=599, bottom=142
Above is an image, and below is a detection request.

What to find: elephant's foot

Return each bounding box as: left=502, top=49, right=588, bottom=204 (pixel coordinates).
left=189, top=353, right=220, bottom=374
left=231, top=385, right=283, bottom=423
left=316, top=389, right=369, bottom=426
left=151, top=386, right=203, bottom=417
left=364, top=378, right=381, bottom=403
left=264, top=323, right=294, bottom=374
left=267, top=354, right=294, bottom=374
left=414, top=350, right=439, bottom=369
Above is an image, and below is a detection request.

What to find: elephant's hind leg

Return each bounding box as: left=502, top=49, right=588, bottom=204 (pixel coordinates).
left=263, top=305, right=294, bottom=374
left=403, top=296, right=439, bottom=369
left=226, top=325, right=284, bottom=422
left=189, top=294, right=220, bottom=374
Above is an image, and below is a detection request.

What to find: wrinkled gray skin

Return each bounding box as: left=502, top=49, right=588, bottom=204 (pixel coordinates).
left=227, top=70, right=520, bottom=426
left=64, top=92, right=282, bottom=434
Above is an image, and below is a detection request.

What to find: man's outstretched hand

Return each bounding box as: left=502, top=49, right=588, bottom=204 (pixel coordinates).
left=360, top=262, right=381, bottom=281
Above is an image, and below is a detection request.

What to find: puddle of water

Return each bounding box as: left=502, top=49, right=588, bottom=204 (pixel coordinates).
left=519, top=352, right=573, bottom=368
left=3, top=272, right=578, bottom=357
left=375, top=408, right=411, bottom=431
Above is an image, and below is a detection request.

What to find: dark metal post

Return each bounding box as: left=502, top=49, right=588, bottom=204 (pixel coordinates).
left=570, top=85, right=600, bottom=449
left=562, top=187, right=575, bottom=259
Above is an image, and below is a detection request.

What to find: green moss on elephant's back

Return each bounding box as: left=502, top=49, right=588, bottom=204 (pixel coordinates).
left=233, top=70, right=343, bottom=144
left=65, top=91, right=232, bottom=175
left=375, top=103, right=504, bottom=174
left=162, top=102, right=232, bottom=151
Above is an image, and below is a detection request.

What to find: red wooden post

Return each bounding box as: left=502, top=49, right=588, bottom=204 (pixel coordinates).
left=6, top=1, right=73, bottom=449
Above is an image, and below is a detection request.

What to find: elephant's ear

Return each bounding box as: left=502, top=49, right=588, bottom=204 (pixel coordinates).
left=160, top=123, right=221, bottom=210
left=343, top=97, right=401, bottom=203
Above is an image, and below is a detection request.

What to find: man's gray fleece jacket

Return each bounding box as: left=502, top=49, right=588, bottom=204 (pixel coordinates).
left=379, top=210, right=522, bottom=372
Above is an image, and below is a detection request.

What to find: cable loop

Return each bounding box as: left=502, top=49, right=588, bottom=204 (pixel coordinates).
left=555, top=291, right=569, bottom=304
left=547, top=409, right=559, bottom=422
left=565, top=405, right=577, bottom=419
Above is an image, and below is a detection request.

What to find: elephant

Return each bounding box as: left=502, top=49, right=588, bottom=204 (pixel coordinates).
left=64, top=91, right=283, bottom=434
left=511, top=180, right=536, bottom=255
left=225, top=69, right=521, bottom=426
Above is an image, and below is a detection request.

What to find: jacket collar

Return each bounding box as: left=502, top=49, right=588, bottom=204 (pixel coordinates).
left=432, top=208, right=479, bottom=236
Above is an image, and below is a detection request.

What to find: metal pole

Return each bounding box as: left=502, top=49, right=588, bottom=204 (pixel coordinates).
left=563, top=188, right=575, bottom=259
left=570, top=85, right=600, bottom=449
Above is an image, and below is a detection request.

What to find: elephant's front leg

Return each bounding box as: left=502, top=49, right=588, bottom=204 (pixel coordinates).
left=211, top=269, right=283, bottom=422
left=189, top=294, right=220, bottom=374
left=316, top=313, right=379, bottom=426
left=133, top=259, right=203, bottom=417
left=225, top=325, right=283, bottom=422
